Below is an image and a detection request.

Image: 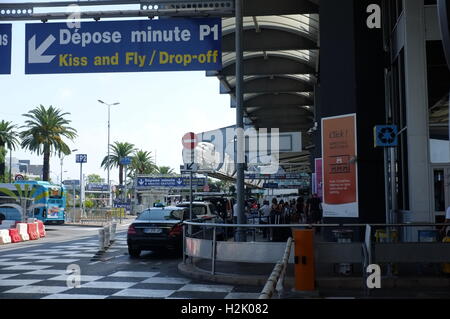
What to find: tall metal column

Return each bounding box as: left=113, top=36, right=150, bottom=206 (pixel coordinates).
left=235, top=0, right=245, bottom=242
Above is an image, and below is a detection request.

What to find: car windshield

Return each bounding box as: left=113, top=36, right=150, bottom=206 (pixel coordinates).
left=137, top=209, right=186, bottom=221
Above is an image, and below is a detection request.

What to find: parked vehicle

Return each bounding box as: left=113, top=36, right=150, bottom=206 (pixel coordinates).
left=176, top=201, right=219, bottom=221
left=0, top=181, right=66, bottom=225
left=127, top=206, right=189, bottom=258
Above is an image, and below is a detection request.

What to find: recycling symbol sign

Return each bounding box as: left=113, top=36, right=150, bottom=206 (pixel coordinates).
left=374, top=125, right=398, bottom=148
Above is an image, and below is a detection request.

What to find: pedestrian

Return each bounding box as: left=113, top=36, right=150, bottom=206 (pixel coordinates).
left=296, top=196, right=305, bottom=223
left=259, top=200, right=271, bottom=239
left=307, top=193, right=323, bottom=232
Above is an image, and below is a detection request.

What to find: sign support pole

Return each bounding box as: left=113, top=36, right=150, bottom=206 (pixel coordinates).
left=80, top=162, right=83, bottom=217
left=235, top=0, right=245, bottom=242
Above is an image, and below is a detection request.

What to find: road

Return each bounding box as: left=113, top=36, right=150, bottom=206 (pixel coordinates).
left=0, top=224, right=262, bottom=299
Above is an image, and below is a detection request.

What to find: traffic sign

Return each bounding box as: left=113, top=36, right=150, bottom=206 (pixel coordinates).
left=0, top=24, right=12, bottom=74
left=136, top=177, right=206, bottom=188
left=25, top=18, right=221, bottom=75
left=14, top=174, right=24, bottom=181
left=120, top=157, right=132, bottom=166
left=374, top=125, right=398, bottom=148
left=182, top=132, right=198, bottom=150
left=263, top=183, right=279, bottom=189
left=181, top=163, right=199, bottom=172
left=76, top=154, right=87, bottom=163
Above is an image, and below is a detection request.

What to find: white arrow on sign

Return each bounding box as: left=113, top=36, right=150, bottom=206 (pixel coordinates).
left=28, top=35, right=56, bottom=64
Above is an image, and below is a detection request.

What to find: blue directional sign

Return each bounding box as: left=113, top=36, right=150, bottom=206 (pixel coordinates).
left=374, top=125, right=398, bottom=148
left=263, top=183, right=279, bottom=189
left=76, top=154, right=87, bottom=163
left=120, top=157, right=132, bottom=166
left=0, top=24, right=12, bottom=75
left=136, top=177, right=206, bottom=188
left=25, top=18, right=221, bottom=74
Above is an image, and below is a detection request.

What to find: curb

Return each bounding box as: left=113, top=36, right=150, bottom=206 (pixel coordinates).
left=178, top=261, right=280, bottom=287
left=178, top=262, right=450, bottom=290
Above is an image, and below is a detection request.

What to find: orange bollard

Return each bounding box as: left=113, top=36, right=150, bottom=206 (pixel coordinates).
left=294, top=229, right=315, bottom=291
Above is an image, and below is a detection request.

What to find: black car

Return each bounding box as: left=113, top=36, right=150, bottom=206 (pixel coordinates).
left=127, top=206, right=189, bottom=258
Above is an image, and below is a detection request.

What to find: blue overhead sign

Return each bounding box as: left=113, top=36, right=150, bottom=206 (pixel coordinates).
left=25, top=18, right=221, bottom=75
left=136, top=177, right=206, bottom=188
left=0, top=24, right=12, bottom=75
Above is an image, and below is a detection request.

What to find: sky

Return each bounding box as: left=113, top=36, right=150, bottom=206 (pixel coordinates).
left=0, top=3, right=235, bottom=184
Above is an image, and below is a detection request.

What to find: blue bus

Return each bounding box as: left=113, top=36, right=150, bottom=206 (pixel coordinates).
left=0, top=181, right=67, bottom=225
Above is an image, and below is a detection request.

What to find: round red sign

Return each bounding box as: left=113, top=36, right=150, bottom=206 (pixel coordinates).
left=182, top=132, right=198, bottom=150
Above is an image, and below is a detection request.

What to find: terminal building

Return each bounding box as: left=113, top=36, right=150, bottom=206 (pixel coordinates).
left=0, top=0, right=449, bottom=227
left=206, top=0, right=450, bottom=229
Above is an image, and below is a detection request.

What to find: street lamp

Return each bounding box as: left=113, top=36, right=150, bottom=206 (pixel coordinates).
left=60, top=149, right=78, bottom=186
left=98, top=100, right=120, bottom=207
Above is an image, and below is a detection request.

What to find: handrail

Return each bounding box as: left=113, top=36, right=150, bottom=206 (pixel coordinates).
left=259, top=237, right=293, bottom=299
left=183, top=221, right=450, bottom=228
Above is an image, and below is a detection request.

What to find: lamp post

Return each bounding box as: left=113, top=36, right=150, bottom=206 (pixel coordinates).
left=98, top=100, right=120, bottom=208
left=60, top=149, right=78, bottom=186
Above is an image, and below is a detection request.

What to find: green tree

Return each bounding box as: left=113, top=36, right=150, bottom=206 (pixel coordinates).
left=20, top=105, right=77, bottom=182
left=130, top=150, right=157, bottom=176
left=101, top=141, right=136, bottom=185
left=0, top=120, right=19, bottom=181
left=156, top=166, right=175, bottom=175
left=87, top=174, right=104, bottom=184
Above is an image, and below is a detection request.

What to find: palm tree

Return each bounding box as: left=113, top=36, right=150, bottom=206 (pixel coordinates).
left=131, top=150, right=157, bottom=175
left=0, top=120, right=19, bottom=181
left=20, top=106, right=77, bottom=181
left=156, top=166, right=175, bottom=175
left=101, top=141, right=136, bottom=185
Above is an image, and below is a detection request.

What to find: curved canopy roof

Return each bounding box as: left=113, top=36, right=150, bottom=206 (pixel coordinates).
left=208, top=2, right=320, bottom=174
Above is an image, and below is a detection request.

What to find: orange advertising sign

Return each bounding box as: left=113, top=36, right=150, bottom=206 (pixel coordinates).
left=322, top=114, right=358, bottom=218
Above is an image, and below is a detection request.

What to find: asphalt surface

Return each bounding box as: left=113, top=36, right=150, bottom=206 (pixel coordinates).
left=0, top=224, right=262, bottom=299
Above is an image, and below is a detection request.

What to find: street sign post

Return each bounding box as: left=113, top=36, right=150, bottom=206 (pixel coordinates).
left=182, top=132, right=199, bottom=225
left=0, top=24, right=11, bottom=75
left=120, top=157, right=132, bottom=206
left=25, top=18, right=221, bottom=74
left=76, top=154, right=87, bottom=215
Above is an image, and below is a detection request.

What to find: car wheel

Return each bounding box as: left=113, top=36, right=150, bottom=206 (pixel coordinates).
left=128, top=247, right=141, bottom=258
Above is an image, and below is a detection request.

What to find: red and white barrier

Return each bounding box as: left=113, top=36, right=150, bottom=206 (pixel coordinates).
left=9, top=228, right=21, bottom=243
left=37, top=221, right=46, bottom=238
left=16, top=223, right=30, bottom=241
left=0, top=229, right=11, bottom=244
left=27, top=223, right=39, bottom=240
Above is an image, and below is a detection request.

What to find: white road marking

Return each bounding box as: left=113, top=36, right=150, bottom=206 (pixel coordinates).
left=3, top=265, right=51, bottom=271
left=178, top=284, right=234, bottom=293
left=141, top=277, right=191, bottom=285
left=24, top=269, right=68, bottom=275
left=81, top=281, right=136, bottom=289
left=35, top=259, right=79, bottom=264
left=4, top=285, right=70, bottom=294
left=108, top=271, right=159, bottom=278
left=42, top=294, right=108, bottom=299
left=112, top=289, right=175, bottom=298
left=47, top=275, right=104, bottom=282
left=0, top=279, right=42, bottom=286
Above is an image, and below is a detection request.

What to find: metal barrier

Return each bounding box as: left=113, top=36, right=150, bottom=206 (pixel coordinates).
left=67, top=208, right=125, bottom=225
left=259, top=237, right=293, bottom=299
left=98, top=221, right=118, bottom=252
left=183, top=221, right=450, bottom=289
